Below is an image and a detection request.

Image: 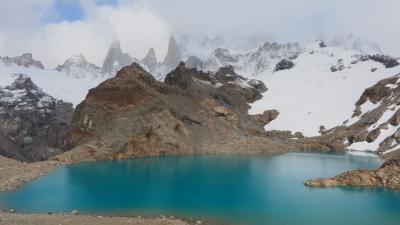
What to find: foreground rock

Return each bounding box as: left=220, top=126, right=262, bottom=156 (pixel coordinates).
left=305, top=157, right=400, bottom=190
left=0, top=212, right=189, bottom=225
left=62, top=62, right=295, bottom=162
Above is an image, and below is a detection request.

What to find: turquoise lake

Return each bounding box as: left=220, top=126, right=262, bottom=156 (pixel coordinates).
left=1, top=152, right=400, bottom=225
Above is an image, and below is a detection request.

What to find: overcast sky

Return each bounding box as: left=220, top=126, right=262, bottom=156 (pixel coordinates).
left=0, top=0, right=399, bottom=67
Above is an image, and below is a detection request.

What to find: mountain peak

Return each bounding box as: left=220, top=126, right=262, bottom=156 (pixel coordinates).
left=7, top=74, right=39, bottom=91
left=56, top=54, right=103, bottom=79
left=102, top=40, right=134, bottom=74
left=141, top=48, right=158, bottom=72
left=163, top=35, right=182, bottom=68
left=0, top=53, right=44, bottom=69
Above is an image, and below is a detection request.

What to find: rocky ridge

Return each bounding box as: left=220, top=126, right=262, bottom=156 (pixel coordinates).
left=185, top=42, right=302, bottom=76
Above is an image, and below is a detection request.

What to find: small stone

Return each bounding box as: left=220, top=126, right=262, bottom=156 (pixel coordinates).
left=71, top=210, right=79, bottom=215
left=197, top=220, right=202, bottom=224
left=9, top=209, right=15, bottom=213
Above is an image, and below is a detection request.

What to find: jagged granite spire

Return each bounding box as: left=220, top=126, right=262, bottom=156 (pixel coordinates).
left=102, top=40, right=134, bottom=74
left=141, top=48, right=158, bottom=72
left=163, top=35, right=182, bottom=68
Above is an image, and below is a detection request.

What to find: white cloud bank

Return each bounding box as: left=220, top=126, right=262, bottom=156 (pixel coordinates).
left=0, top=0, right=170, bottom=67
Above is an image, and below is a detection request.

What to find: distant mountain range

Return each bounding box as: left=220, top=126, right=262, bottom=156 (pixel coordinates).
left=0, top=33, right=399, bottom=160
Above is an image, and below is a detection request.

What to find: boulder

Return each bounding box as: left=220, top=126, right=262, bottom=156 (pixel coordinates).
left=274, top=59, right=294, bottom=72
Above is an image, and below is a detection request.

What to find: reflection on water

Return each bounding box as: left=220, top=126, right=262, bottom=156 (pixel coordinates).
left=0, top=152, right=399, bottom=225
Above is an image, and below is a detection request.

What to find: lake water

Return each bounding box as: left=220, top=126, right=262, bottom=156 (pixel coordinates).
left=1, top=152, right=400, bottom=225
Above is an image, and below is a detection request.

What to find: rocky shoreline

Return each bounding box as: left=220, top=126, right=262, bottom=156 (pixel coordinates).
left=304, top=156, right=400, bottom=190
left=0, top=156, right=61, bottom=192
left=0, top=212, right=195, bottom=225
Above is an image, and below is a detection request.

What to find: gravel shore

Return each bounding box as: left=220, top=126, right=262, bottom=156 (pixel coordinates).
left=0, top=156, right=61, bottom=192
left=0, top=212, right=191, bottom=225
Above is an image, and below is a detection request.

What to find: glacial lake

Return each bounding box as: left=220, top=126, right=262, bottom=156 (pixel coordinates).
left=1, top=152, right=400, bottom=225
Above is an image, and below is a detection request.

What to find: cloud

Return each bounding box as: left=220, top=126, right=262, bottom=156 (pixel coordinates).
left=136, top=0, right=400, bottom=56
left=0, top=0, right=170, bottom=67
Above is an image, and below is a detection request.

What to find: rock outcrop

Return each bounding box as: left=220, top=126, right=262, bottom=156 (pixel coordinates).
left=305, top=157, right=400, bottom=190
left=0, top=53, right=44, bottom=69
left=0, top=74, right=73, bottom=162
left=369, top=55, right=399, bottom=68
left=63, top=62, right=296, bottom=161
left=102, top=41, right=135, bottom=75
left=274, top=58, right=294, bottom=72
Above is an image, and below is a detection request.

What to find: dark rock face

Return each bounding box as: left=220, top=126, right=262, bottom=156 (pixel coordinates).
left=305, top=157, right=400, bottom=190
left=164, top=62, right=195, bottom=89
left=274, top=59, right=294, bottom=72
left=369, top=55, right=399, bottom=68
left=331, top=59, right=345, bottom=72
left=0, top=74, right=73, bottom=162
left=0, top=53, right=44, bottom=69
left=351, top=54, right=399, bottom=68
left=212, top=66, right=267, bottom=105
left=64, top=63, right=296, bottom=161
left=319, top=41, right=327, bottom=48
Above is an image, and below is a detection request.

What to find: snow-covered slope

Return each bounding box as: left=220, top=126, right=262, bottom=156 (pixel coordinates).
left=249, top=42, right=400, bottom=137
left=0, top=64, right=107, bottom=106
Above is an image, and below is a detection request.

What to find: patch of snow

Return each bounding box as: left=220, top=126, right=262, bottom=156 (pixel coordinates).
left=348, top=124, right=400, bottom=151
left=384, top=146, right=399, bottom=154
left=347, top=150, right=379, bottom=158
